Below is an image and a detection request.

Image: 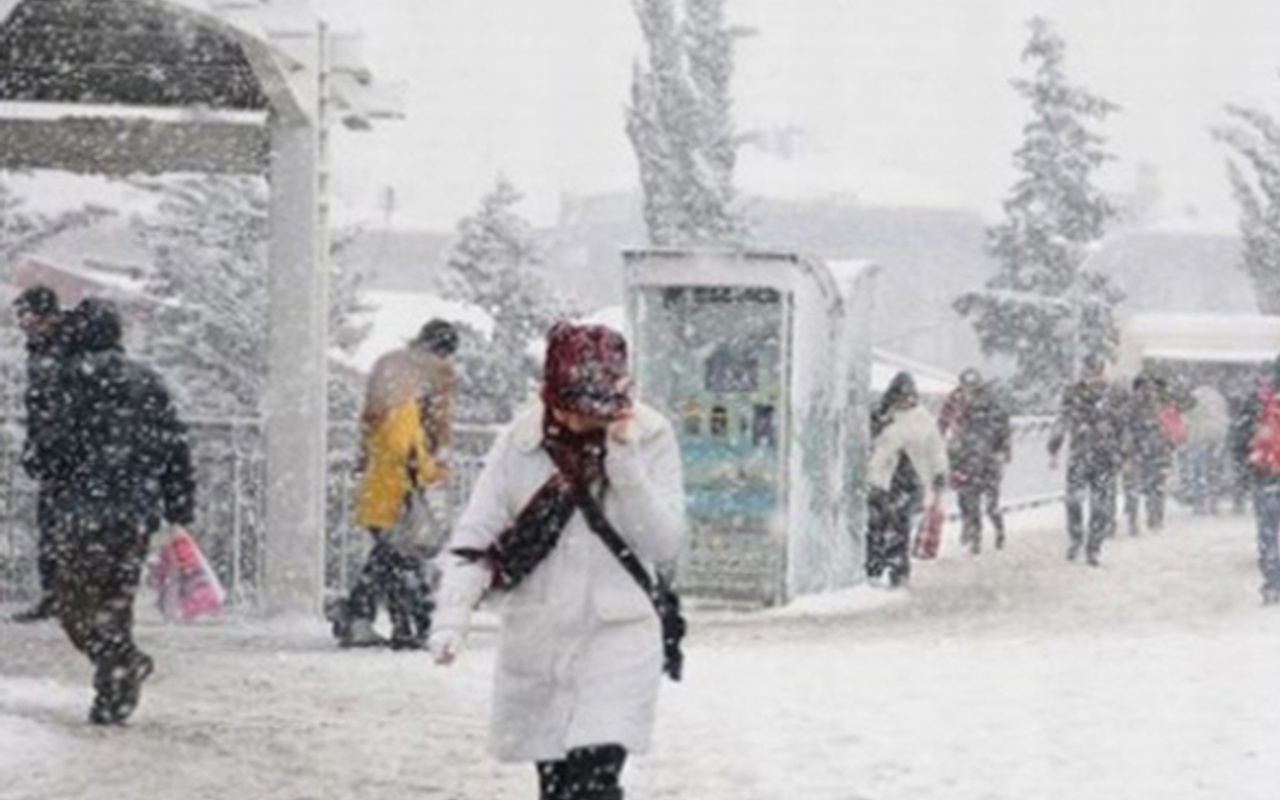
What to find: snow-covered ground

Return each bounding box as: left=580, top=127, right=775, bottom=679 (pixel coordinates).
left=2, top=507, right=1278, bottom=800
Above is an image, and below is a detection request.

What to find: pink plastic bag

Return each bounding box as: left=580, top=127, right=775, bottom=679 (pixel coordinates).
left=912, top=498, right=945, bottom=560
left=151, top=528, right=226, bottom=621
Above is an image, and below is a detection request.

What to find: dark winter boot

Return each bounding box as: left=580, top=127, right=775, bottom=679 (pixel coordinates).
left=1066, top=541, right=1081, bottom=562
left=1262, top=584, right=1280, bottom=606
left=324, top=596, right=352, bottom=642
left=111, top=652, right=155, bottom=724
left=10, top=594, right=58, bottom=623
left=88, top=660, right=117, bottom=721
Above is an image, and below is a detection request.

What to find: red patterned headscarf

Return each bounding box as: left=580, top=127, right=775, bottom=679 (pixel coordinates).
left=539, top=322, right=633, bottom=421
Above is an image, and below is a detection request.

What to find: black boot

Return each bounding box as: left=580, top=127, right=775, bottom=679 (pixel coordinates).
left=90, top=651, right=154, bottom=725
left=324, top=596, right=352, bottom=642
left=11, top=595, right=58, bottom=623
left=112, top=652, right=155, bottom=723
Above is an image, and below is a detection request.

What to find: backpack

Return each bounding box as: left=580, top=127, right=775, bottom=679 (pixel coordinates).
left=1249, top=387, right=1280, bottom=475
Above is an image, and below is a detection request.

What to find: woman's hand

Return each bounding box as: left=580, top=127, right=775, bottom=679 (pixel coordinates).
left=428, top=629, right=462, bottom=665
left=607, top=411, right=636, bottom=445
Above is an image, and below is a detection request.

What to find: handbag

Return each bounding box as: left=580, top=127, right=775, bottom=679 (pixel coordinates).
left=576, top=492, right=686, bottom=682
left=912, top=496, right=945, bottom=560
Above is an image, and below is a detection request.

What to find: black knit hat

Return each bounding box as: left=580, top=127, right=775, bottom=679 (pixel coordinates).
left=13, top=285, right=59, bottom=317
left=415, top=318, right=459, bottom=356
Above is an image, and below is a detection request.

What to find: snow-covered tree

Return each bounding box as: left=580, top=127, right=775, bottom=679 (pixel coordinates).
left=131, top=175, right=369, bottom=418
left=442, top=175, right=567, bottom=423
left=955, top=17, right=1121, bottom=409
left=1215, top=102, right=1280, bottom=313
left=131, top=175, right=270, bottom=417
left=627, top=0, right=744, bottom=246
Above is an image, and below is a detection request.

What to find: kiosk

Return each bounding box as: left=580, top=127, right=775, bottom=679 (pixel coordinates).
left=625, top=249, right=878, bottom=605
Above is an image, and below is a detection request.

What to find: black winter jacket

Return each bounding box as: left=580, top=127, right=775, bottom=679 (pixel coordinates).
left=30, top=301, right=196, bottom=530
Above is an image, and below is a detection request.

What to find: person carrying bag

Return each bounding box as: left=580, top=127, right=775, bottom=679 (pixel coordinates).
left=430, top=322, right=687, bottom=800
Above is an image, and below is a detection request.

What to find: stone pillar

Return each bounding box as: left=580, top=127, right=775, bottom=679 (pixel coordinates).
left=263, top=116, right=326, bottom=616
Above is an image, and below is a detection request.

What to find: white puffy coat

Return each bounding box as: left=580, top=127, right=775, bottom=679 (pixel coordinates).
left=433, top=401, right=686, bottom=762
left=1186, top=385, right=1230, bottom=445
left=868, top=404, right=948, bottom=492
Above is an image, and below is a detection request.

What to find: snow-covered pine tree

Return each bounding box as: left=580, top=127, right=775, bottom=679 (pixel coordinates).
left=0, top=178, right=112, bottom=265
left=131, top=175, right=370, bottom=419
left=1214, top=103, right=1280, bottom=313
left=132, top=175, right=270, bottom=418
left=327, top=225, right=375, bottom=421
left=627, top=0, right=744, bottom=246
left=955, top=17, right=1121, bottom=409
left=442, top=175, right=567, bottom=423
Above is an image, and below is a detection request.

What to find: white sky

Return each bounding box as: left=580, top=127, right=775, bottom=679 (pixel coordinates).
left=312, top=0, right=1280, bottom=232
left=11, top=0, right=1280, bottom=233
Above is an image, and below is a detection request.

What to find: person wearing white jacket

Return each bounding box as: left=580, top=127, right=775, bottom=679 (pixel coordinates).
left=1183, top=383, right=1230, bottom=515
left=429, top=322, right=686, bottom=800
left=867, top=372, right=948, bottom=586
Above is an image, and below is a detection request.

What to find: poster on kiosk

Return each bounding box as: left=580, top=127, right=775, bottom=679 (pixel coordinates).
left=624, top=249, right=878, bottom=606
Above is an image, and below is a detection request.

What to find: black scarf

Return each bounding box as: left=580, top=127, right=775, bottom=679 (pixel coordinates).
left=451, top=411, right=608, bottom=589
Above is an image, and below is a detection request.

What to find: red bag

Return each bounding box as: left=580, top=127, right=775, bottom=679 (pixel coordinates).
left=150, top=528, right=226, bottom=621
left=913, top=498, right=945, bottom=560
left=1250, top=387, right=1280, bottom=475
left=1158, top=405, right=1187, bottom=446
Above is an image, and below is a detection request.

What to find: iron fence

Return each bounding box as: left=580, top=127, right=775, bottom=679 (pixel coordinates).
left=0, top=412, right=497, bottom=607
left=1, top=410, right=1063, bottom=607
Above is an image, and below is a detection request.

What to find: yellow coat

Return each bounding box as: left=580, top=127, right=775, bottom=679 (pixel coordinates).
left=356, top=400, right=447, bottom=530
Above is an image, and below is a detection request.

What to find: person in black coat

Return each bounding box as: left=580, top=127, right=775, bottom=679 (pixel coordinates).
left=11, top=286, right=72, bottom=622
left=939, top=369, right=1012, bottom=553
left=29, top=298, right=196, bottom=724
left=1123, top=374, right=1176, bottom=535
left=1047, top=354, right=1130, bottom=566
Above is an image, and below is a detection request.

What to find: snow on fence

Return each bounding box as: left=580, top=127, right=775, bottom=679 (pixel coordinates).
left=0, top=413, right=497, bottom=608
left=0, top=414, right=1062, bottom=606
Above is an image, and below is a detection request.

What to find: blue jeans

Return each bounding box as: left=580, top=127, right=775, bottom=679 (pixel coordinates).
left=1253, top=484, right=1280, bottom=590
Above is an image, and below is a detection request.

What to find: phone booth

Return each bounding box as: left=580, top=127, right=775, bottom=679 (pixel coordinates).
left=625, top=249, right=878, bottom=605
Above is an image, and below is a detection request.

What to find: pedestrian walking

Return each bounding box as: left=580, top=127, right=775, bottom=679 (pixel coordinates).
left=10, top=285, right=71, bottom=623
left=1226, top=379, right=1256, bottom=514
left=1240, top=356, right=1280, bottom=604
left=429, top=322, right=686, bottom=800
left=327, top=318, right=458, bottom=649
left=1048, top=354, right=1128, bottom=566
left=939, top=368, right=1012, bottom=554
left=1183, top=383, right=1230, bottom=515
left=29, top=298, right=196, bottom=724
left=867, top=372, right=947, bottom=586
left=1123, top=374, right=1176, bottom=535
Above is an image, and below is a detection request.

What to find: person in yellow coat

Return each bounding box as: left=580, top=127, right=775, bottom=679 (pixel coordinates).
left=328, top=319, right=459, bottom=648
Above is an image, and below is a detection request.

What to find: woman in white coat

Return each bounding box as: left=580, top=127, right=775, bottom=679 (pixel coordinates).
left=867, top=371, right=948, bottom=586
left=429, top=322, right=686, bottom=800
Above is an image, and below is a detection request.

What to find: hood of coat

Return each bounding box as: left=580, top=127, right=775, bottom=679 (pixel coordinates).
left=65, top=298, right=124, bottom=356
left=511, top=400, right=669, bottom=455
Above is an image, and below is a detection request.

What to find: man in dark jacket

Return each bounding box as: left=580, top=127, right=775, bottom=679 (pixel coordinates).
left=1048, top=354, right=1129, bottom=566
left=11, top=285, right=71, bottom=622
left=1123, top=374, right=1175, bottom=535
left=939, top=369, right=1012, bottom=554
left=30, top=298, right=196, bottom=724
left=1237, top=356, right=1280, bottom=604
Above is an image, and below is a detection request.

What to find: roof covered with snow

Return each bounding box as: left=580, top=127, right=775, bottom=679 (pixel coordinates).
left=1119, top=312, right=1280, bottom=369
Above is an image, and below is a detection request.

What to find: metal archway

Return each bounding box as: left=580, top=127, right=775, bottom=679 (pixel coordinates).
left=0, top=0, right=385, bottom=615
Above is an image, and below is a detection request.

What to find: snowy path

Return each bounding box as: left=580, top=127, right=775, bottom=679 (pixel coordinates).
left=3, top=508, right=1278, bottom=800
